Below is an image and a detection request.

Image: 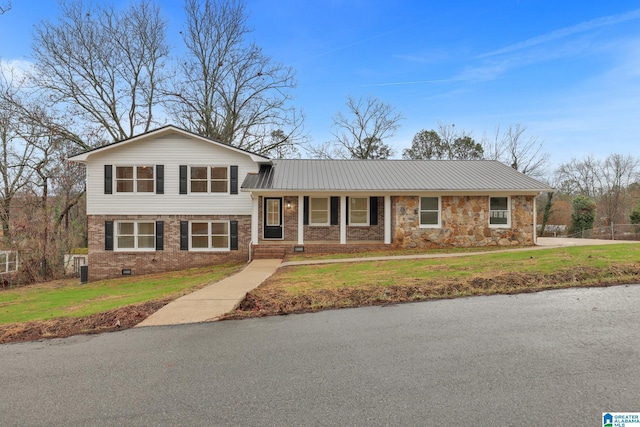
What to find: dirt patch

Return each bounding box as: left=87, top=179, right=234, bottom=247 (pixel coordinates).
left=222, top=264, right=640, bottom=319
left=0, top=298, right=173, bottom=345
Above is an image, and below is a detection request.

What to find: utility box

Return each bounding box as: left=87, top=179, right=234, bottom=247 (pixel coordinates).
left=80, top=265, right=88, bottom=284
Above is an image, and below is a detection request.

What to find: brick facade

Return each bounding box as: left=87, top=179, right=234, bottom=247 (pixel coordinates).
left=87, top=214, right=250, bottom=280
left=258, top=196, right=384, bottom=243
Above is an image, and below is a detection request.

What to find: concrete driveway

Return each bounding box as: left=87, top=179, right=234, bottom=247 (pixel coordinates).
left=537, top=237, right=638, bottom=246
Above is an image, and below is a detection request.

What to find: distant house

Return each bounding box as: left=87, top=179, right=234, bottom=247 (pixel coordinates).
left=69, top=126, right=552, bottom=280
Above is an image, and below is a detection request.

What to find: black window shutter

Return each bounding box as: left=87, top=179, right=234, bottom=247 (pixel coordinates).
left=105, top=221, right=114, bottom=251
left=370, top=197, right=378, bottom=225
left=345, top=197, right=349, bottom=225
left=180, top=221, right=189, bottom=250
left=303, top=196, right=309, bottom=225
left=179, top=165, right=187, bottom=194
left=230, top=165, right=238, bottom=194
left=104, top=165, right=112, bottom=194
left=230, top=220, right=238, bottom=250
left=330, top=197, right=339, bottom=225
left=156, top=165, right=164, bottom=194
left=155, top=221, right=164, bottom=250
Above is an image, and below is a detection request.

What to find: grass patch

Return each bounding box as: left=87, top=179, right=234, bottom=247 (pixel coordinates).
left=0, top=263, right=243, bottom=325
left=225, top=244, right=640, bottom=318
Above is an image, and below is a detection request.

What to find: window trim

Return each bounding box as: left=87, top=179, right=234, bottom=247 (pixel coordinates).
left=188, top=220, right=231, bottom=251
left=348, top=197, right=370, bottom=226
left=419, top=196, right=441, bottom=228
left=309, top=197, right=330, bottom=226
left=114, top=165, right=155, bottom=194
left=489, top=196, right=511, bottom=228
left=114, top=221, right=156, bottom=252
left=188, top=165, right=230, bottom=195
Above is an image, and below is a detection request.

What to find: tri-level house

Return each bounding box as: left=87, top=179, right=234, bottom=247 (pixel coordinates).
left=69, top=126, right=552, bottom=280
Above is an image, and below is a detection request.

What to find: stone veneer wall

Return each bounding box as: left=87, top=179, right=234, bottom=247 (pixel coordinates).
left=88, top=214, right=250, bottom=281
left=392, top=195, right=534, bottom=248
left=258, top=196, right=384, bottom=243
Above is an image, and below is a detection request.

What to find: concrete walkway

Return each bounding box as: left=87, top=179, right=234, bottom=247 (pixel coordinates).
left=136, top=237, right=636, bottom=327
left=136, top=259, right=281, bottom=327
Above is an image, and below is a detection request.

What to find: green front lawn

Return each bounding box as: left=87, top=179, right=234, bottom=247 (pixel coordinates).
left=0, top=263, right=243, bottom=324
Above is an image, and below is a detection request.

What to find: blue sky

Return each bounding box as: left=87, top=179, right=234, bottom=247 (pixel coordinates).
left=1, top=0, right=639, bottom=171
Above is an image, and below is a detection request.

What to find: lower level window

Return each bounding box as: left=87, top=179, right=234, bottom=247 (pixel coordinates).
left=116, top=221, right=155, bottom=250
left=489, top=197, right=510, bottom=227
left=191, top=221, right=229, bottom=250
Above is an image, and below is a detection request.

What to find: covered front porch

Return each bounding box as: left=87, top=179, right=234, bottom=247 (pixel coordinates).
left=250, top=194, right=393, bottom=250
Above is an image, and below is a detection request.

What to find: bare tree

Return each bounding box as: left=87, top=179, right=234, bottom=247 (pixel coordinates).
left=331, top=95, right=403, bottom=159
left=483, top=124, right=549, bottom=178
left=32, top=0, right=169, bottom=144
left=168, top=0, right=303, bottom=156
left=0, top=1, right=10, bottom=14
left=556, top=155, right=601, bottom=198
left=596, top=154, right=639, bottom=224
left=557, top=154, right=639, bottom=225
left=0, top=67, right=37, bottom=240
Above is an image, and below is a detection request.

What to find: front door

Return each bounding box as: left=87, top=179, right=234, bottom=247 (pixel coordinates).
left=264, top=197, right=283, bottom=239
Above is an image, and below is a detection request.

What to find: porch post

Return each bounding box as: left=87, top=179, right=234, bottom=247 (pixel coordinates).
left=340, top=195, right=347, bottom=244
left=533, top=195, right=537, bottom=245
left=251, top=195, right=259, bottom=244
left=384, top=195, right=391, bottom=244
left=297, top=195, right=304, bottom=245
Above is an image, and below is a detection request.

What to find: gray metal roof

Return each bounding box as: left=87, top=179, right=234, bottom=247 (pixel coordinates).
left=242, top=159, right=552, bottom=192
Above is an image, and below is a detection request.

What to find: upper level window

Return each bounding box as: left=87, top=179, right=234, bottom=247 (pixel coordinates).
left=115, top=221, right=155, bottom=251
left=190, top=221, right=229, bottom=251
left=420, top=197, right=440, bottom=227
left=310, top=197, right=329, bottom=226
left=190, top=166, right=228, bottom=193
left=489, top=196, right=510, bottom=227
left=116, top=166, right=154, bottom=193
left=349, top=197, right=369, bottom=226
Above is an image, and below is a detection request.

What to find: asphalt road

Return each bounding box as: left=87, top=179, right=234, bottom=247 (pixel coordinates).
left=2, top=285, right=639, bottom=427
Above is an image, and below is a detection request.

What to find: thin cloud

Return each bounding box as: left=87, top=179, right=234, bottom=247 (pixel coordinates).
left=358, top=77, right=470, bottom=88
left=293, top=19, right=427, bottom=65
left=477, top=8, right=640, bottom=58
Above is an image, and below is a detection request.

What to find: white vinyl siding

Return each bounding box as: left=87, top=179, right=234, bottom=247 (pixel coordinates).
left=85, top=136, right=257, bottom=215
left=489, top=196, right=510, bottom=227
left=420, top=196, right=440, bottom=228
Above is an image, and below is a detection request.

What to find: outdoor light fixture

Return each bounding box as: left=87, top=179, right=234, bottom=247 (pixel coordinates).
left=287, top=201, right=291, bottom=209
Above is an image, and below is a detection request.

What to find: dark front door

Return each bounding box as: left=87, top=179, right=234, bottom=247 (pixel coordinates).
left=264, top=197, right=283, bottom=239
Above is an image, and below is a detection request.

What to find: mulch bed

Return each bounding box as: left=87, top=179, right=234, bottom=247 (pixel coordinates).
left=222, top=264, right=640, bottom=319
left=0, top=298, right=173, bottom=345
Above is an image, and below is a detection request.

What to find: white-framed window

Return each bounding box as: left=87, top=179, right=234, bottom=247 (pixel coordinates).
left=115, top=221, right=155, bottom=251
left=115, top=166, right=154, bottom=193
left=489, top=196, right=510, bottom=227
left=420, top=196, right=440, bottom=228
left=190, top=221, right=230, bottom=251
left=349, top=197, right=369, bottom=226
left=190, top=166, right=228, bottom=193
left=309, top=197, right=330, bottom=226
